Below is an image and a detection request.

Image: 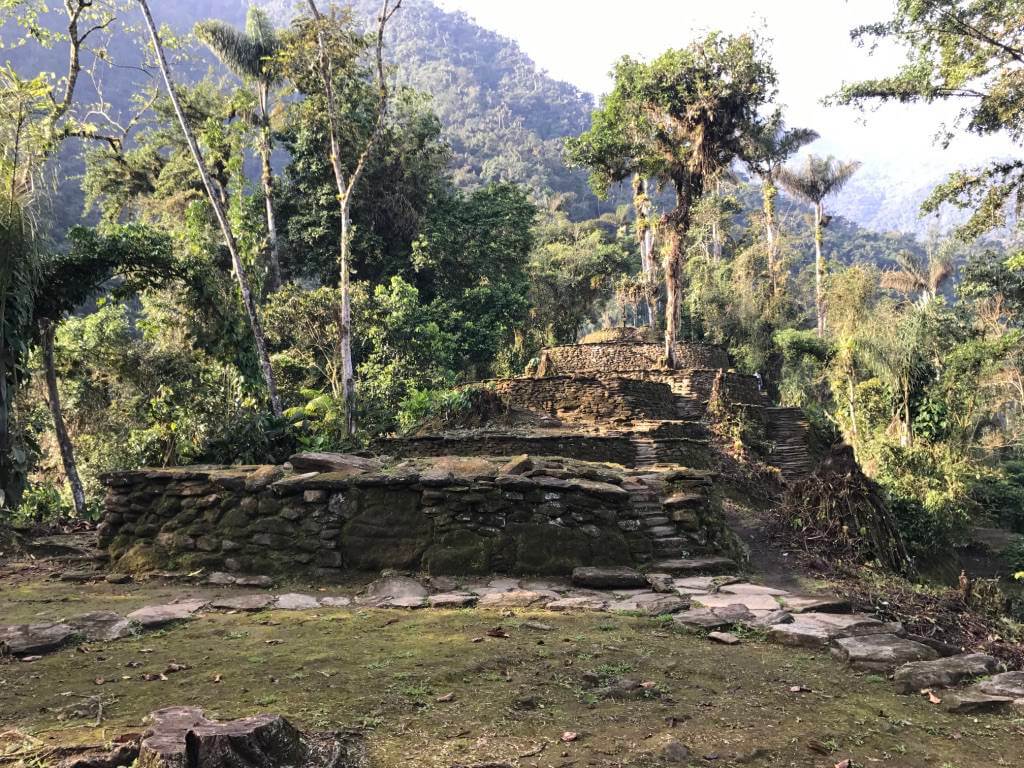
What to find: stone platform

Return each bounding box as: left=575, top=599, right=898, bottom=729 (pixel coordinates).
left=99, top=454, right=742, bottom=578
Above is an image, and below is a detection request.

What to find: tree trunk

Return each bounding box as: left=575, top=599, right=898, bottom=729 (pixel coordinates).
left=260, top=125, right=283, bottom=292
left=814, top=201, right=826, bottom=337
left=40, top=320, right=86, bottom=516
left=138, top=0, right=282, bottom=418
left=762, top=178, right=778, bottom=295
left=338, top=204, right=355, bottom=436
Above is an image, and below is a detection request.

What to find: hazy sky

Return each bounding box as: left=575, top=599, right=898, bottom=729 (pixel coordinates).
left=434, top=0, right=1014, bottom=179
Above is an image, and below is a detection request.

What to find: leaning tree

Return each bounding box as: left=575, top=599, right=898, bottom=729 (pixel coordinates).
left=567, top=33, right=776, bottom=367
left=196, top=7, right=286, bottom=291
left=774, top=155, right=860, bottom=337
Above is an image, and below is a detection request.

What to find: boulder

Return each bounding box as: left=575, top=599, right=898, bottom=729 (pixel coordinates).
left=894, top=653, right=999, bottom=694
left=318, top=596, right=353, bottom=608
left=831, top=634, right=938, bottom=671
left=138, top=706, right=357, bottom=768
left=289, top=452, right=382, bottom=475
left=645, top=573, right=675, bottom=593
left=571, top=566, right=646, bottom=589
left=67, top=611, right=134, bottom=641
left=126, top=600, right=207, bottom=629
left=0, top=622, right=76, bottom=656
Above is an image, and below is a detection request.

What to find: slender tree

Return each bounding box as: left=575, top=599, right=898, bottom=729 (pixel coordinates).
left=631, top=175, right=657, bottom=326
left=774, top=155, right=860, bottom=337
left=196, top=7, right=285, bottom=291
left=301, top=0, right=402, bottom=436
left=743, top=114, right=818, bottom=296
left=568, top=33, right=776, bottom=367
left=137, top=0, right=282, bottom=417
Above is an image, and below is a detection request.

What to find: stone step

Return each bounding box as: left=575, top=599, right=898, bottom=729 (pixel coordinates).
left=642, top=516, right=671, bottom=527
left=647, top=525, right=678, bottom=537
left=651, top=556, right=737, bottom=575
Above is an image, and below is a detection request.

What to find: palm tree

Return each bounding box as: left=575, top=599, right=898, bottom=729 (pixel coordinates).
left=880, top=236, right=955, bottom=304
left=138, top=0, right=282, bottom=417
left=196, top=8, right=284, bottom=291
left=743, top=115, right=818, bottom=296
left=775, top=154, right=860, bottom=336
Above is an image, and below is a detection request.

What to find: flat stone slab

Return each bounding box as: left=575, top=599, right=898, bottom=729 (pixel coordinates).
left=0, top=623, right=77, bottom=656
left=67, top=611, right=134, bottom=641
left=127, top=600, right=207, bottom=628
left=943, top=691, right=1016, bottom=714
left=359, top=575, right=429, bottom=606
left=693, top=593, right=781, bottom=612
left=210, top=594, right=276, bottom=612
left=234, top=575, right=274, bottom=588
left=768, top=621, right=835, bottom=649
left=545, top=596, right=610, bottom=612
left=428, top=592, right=478, bottom=609
left=288, top=451, right=382, bottom=474
left=831, top=634, right=938, bottom=671
left=708, top=631, right=740, bottom=645
left=718, top=583, right=789, bottom=597
left=380, top=595, right=427, bottom=609
left=894, top=653, right=999, bottom=694
left=651, top=557, right=736, bottom=575
left=318, top=596, right=353, bottom=608
left=571, top=566, right=647, bottom=589
left=609, top=593, right=689, bottom=615
left=274, top=593, right=320, bottom=610
left=977, top=670, right=1024, bottom=698
left=779, top=595, right=851, bottom=614
left=672, top=604, right=753, bottom=631
left=478, top=590, right=554, bottom=608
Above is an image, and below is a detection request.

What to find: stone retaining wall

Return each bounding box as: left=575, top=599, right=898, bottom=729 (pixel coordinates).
left=99, top=459, right=729, bottom=578
left=381, top=433, right=712, bottom=469
left=492, top=376, right=681, bottom=422
left=536, top=342, right=729, bottom=376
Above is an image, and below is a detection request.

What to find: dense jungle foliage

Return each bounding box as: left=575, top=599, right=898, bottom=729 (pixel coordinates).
left=2, top=0, right=1024, bottom=584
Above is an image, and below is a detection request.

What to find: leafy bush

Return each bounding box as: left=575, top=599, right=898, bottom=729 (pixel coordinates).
left=397, top=387, right=474, bottom=434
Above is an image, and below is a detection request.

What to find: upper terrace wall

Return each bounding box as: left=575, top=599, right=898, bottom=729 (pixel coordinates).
left=536, top=342, right=729, bottom=377
left=492, top=376, right=680, bottom=422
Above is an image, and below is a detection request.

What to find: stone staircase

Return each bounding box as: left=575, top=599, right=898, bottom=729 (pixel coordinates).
left=623, top=473, right=733, bottom=570
left=766, top=407, right=815, bottom=480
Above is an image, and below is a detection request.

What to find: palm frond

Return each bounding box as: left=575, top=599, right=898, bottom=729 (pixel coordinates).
left=773, top=154, right=861, bottom=204
left=195, top=19, right=262, bottom=82
left=880, top=269, right=922, bottom=296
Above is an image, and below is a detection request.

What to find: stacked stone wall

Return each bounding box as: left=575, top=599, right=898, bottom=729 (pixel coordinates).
left=492, top=376, right=680, bottom=422
left=536, top=342, right=729, bottom=376
left=99, top=462, right=730, bottom=577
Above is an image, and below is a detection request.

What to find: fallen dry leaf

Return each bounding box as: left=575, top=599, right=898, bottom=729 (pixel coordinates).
left=789, top=685, right=811, bottom=693
left=486, top=627, right=510, bottom=638
left=834, top=760, right=852, bottom=768
left=212, top=674, right=223, bottom=683
left=164, top=663, right=189, bottom=674
left=19, top=655, right=42, bottom=662
left=265, top=639, right=284, bottom=645
left=435, top=692, right=455, bottom=703
left=560, top=731, right=578, bottom=743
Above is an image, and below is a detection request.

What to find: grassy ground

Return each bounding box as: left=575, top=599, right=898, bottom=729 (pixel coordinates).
left=1, top=573, right=1022, bottom=767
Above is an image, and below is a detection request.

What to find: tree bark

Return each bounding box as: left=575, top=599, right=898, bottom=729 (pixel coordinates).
left=137, top=0, right=282, bottom=418
left=762, top=178, right=778, bottom=295
left=814, top=201, right=826, bottom=337
left=663, top=181, right=694, bottom=368
left=259, top=125, right=283, bottom=292
left=40, top=320, right=86, bottom=516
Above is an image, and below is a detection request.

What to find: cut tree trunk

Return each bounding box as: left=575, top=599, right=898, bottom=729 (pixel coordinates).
left=137, top=0, right=282, bottom=418
left=41, top=320, right=86, bottom=516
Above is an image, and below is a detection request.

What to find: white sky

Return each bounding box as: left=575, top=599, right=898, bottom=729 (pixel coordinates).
left=434, top=0, right=1015, bottom=179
